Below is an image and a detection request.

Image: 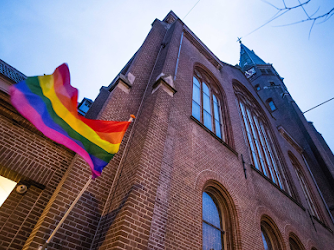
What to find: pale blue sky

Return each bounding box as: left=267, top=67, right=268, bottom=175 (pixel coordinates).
left=1, top=0, right=333, bottom=151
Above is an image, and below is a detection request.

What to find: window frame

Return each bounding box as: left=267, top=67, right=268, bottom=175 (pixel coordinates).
left=202, top=184, right=238, bottom=250
left=288, top=233, right=305, bottom=250
left=238, top=96, right=284, bottom=186
left=261, top=225, right=274, bottom=250
left=295, top=168, right=320, bottom=219
left=192, top=69, right=224, bottom=140
left=260, top=216, right=283, bottom=250
left=289, top=153, right=322, bottom=221
left=266, top=98, right=277, bottom=112
left=234, top=83, right=292, bottom=194
left=202, top=191, right=225, bottom=250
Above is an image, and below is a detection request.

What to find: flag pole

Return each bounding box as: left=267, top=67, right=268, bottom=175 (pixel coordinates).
left=38, top=115, right=134, bottom=250
left=38, top=176, right=93, bottom=250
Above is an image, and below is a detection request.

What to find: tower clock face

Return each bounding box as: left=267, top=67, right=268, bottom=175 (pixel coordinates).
left=245, top=67, right=256, bottom=78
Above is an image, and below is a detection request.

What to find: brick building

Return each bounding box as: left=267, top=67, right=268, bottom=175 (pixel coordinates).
left=1, top=11, right=334, bottom=250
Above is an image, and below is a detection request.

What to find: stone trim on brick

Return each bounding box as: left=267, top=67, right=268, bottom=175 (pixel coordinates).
left=108, top=73, right=133, bottom=94
left=278, top=126, right=304, bottom=153
left=152, top=75, right=177, bottom=97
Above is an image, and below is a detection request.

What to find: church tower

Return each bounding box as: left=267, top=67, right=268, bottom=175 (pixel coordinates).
left=239, top=42, right=334, bottom=221
left=238, top=42, right=290, bottom=118
left=1, top=11, right=334, bottom=250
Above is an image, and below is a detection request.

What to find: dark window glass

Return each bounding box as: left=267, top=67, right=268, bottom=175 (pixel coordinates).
left=289, top=238, right=301, bottom=250
left=261, top=227, right=273, bottom=250
left=260, top=221, right=282, bottom=250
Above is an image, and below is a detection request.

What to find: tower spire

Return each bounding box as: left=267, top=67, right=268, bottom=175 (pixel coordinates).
left=239, top=43, right=267, bottom=71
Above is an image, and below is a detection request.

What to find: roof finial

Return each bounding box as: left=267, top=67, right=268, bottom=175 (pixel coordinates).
left=237, top=37, right=242, bottom=44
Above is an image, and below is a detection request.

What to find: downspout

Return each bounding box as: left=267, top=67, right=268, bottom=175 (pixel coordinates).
left=174, top=31, right=184, bottom=80
left=90, top=26, right=170, bottom=250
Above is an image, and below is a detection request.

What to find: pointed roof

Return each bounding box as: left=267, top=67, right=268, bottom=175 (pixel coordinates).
left=163, top=11, right=179, bottom=24
left=239, top=42, right=267, bottom=71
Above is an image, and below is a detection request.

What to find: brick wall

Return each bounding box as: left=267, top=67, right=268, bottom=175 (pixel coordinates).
left=1, top=11, right=334, bottom=250
left=85, top=15, right=334, bottom=250
left=0, top=93, right=74, bottom=250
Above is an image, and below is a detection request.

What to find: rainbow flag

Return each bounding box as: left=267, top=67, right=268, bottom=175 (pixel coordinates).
left=10, top=64, right=131, bottom=178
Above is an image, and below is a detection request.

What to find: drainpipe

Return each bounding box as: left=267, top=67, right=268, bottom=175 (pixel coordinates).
left=174, top=31, right=184, bottom=80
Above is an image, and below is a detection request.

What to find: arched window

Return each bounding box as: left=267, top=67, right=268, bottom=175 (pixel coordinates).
left=233, top=83, right=291, bottom=194
left=261, top=226, right=272, bottom=250
left=289, top=238, right=300, bottom=250
left=202, top=192, right=224, bottom=250
left=202, top=184, right=237, bottom=250
left=260, top=217, right=283, bottom=250
left=289, top=153, right=321, bottom=220
left=192, top=68, right=224, bottom=140
left=288, top=233, right=305, bottom=250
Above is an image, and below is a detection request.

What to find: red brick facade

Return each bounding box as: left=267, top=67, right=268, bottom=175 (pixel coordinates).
left=0, top=11, right=334, bottom=250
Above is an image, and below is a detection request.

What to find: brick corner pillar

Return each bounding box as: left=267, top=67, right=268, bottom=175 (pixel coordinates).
left=95, top=59, right=179, bottom=250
